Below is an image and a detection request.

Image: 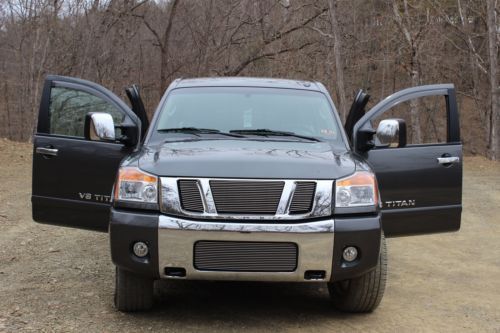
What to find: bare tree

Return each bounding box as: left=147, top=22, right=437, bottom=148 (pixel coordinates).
left=139, top=0, right=180, bottom=91
left=486, top=0, right=499, bottom=159
left=431, top=0, right=490, bottom=146
left=0, top=0, right=497, bottom=159
left=223, top=5, right=328, bottom=76
left=328, top=0, right=348, bottom=121
left=390, top=0, right=429, bottom=143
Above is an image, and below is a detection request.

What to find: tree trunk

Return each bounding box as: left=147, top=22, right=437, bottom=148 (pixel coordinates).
left=409, top=55, right=422, bottom=144
left=391, top=0, right=422, bottom=143
left=458, top=0, right=483, bottom=124
left=201, top=0, right=214, bottom=75
left=4, top=83, right=12, bottom=140
left=160, top=0, right=180, bottom=92
left=486, top=0, right=499, bottom=160
left=160, top=47, right=169, bottom=92
left=328, top=0, right=348, bottom=122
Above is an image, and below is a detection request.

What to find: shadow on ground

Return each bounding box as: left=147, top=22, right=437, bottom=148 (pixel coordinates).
left=125, top=280, right=360, bottom=328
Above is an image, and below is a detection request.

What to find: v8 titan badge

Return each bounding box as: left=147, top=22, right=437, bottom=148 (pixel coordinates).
left=78, top=192, right=111, bottom=203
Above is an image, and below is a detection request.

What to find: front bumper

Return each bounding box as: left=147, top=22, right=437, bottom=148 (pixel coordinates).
left=158, top=216, right=334, bottom=281
left=109, top=209, right=381, bottom=282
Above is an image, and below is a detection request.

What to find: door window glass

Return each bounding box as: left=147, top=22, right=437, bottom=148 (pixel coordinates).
left=372, top=95, right=447, bottom=146
left=49, top=87, right=124, bottom=138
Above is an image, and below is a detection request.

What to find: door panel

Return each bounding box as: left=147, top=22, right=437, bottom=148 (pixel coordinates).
left=366, top=144, right=462, bottom=236
left=32, top=75, right=139, bottom=231
left=353, top=85, right=462, bottom=237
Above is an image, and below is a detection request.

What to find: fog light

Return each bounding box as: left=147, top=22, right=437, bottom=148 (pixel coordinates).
left=133, top=241, right=149, bottom=257
left=342, top=246, right=358, bottom=262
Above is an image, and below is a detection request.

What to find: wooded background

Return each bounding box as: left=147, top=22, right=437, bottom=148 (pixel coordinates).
left=0, top=0, right=499, bottom=159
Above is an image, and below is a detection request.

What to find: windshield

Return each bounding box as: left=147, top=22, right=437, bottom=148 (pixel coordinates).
left=151, top=87, right=345, bottom=145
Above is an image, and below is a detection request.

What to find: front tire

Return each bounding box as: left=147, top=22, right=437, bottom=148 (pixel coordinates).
left=328, top=233, right=387, bottom=313
left=114, top=267, right=154, bottom=312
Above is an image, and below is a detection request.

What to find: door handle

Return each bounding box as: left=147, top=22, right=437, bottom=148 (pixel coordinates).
left=36, top=147, right=58, bottom=156
left=437, top=156, right=459, bottom=165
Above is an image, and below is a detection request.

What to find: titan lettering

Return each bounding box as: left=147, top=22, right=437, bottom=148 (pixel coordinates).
left=384, top=200, right=416, bottom=208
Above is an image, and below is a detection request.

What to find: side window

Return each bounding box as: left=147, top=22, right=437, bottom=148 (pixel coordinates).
left=49, top=87, right=125, bottom=138
left=372, top=95, right=448, bottom=146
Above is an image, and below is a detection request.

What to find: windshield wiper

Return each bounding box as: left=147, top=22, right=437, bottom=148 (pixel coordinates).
left=229, top=129, right=321, bottom=142
left=157, top=127, right=243, bottom=138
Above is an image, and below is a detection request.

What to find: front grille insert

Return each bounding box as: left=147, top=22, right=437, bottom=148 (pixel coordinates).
left=194, top=241, right=298, bottom=272
left=178, top=180, right=204, bottom=213
left=162, top=177, right=333, bottom=219
left=209, top=180, right=284, bottom=214
left=289, top=182, right=316, bottom=214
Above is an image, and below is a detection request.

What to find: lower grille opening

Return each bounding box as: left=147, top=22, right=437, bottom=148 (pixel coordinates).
left=194, top=241, right=298, bottom=272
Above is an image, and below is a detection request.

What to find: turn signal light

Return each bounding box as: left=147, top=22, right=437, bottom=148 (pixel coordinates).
left=335, top=171, right=379, bottom=208
left=114, top=167, right=158, bottom=204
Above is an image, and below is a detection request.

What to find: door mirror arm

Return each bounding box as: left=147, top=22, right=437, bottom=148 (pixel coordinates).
left=118, top=123, right=140, bottom=147
left=355, top=127, right=376, bottom=152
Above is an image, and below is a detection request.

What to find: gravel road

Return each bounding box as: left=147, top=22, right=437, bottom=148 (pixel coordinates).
left=0, top=139, right=499, bottom=332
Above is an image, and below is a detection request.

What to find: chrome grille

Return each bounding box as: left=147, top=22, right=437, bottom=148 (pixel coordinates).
left=289, top=182, right=316, bottom=214
left=209, top=180, right=284, bottom=214
left=178, top=180, right=204, bottom=213
left=160, top=177, right=334, bottom=220
left=194, top=241, right=298, bottom=272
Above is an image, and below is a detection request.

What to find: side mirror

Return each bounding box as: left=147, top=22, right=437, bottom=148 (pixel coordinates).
left=375, top=119, right=406, bottom=148
left=84, top=112, right=115, bottom=141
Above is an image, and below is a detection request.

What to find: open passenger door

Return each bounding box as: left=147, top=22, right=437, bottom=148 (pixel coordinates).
left=32, top=76, right=140, bottom=231
left=352, top=84, right=462, bottom=237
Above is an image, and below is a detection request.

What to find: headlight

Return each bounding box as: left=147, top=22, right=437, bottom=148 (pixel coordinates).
left=335, top=171, right=378, bottom=208
left=114, top=167, right=158, bottom=204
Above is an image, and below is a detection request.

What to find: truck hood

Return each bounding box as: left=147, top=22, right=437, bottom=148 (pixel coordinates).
left=138, top=139, right=356, bottom=180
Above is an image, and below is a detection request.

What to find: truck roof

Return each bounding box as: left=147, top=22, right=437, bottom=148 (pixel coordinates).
left=173, top=77, right=324, bottom=91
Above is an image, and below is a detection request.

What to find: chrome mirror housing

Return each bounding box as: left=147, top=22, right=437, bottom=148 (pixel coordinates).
left=375, top=118, right=406, bottom=148
left=85, top=112, right=115, bottom=141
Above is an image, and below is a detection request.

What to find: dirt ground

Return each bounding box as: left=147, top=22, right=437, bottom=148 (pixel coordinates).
left=0, top=139, right=498, bottom=332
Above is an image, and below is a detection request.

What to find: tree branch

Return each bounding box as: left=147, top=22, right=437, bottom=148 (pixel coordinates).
left=226, top=42, right=314, bottom=76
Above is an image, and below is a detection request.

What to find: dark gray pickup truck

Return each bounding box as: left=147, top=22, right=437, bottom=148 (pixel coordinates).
left=32, top=76, right=462, bottom=313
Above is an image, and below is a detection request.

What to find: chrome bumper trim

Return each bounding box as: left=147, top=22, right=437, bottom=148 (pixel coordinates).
left=158, top=216, right=335, bottom=282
